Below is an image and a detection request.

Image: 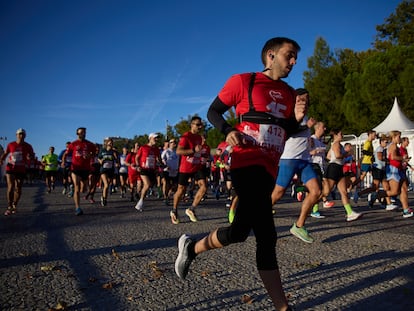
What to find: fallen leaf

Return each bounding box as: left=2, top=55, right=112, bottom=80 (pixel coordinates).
left=102, top=281, right=115, bottom=289
left=55, top=301, right=67, bottom=310
left=112, top=249, right=120, bottom=260
left=148, top=261, right=164, bottom=278
left=241, top=294, right=255, bottom=304
left=200, top=271, right=210, bottom=277
left=41, top=265, right=55, bottom=272
left=48, top=301, right=67, bottom=310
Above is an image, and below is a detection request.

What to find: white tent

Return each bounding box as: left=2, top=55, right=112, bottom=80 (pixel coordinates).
left=373, top=97, right=414, bottom=133
left=356, top=97, right=414, bottom=187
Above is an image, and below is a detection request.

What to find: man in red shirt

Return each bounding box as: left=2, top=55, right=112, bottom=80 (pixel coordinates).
left=62, top=127, right=96, bottom=216
left=174, top=37, right=305, bottom=311
left=125, top=143, right=141, bottom=202
left=134, top=133, right=162, bottom=211
left=170, top=116, right=207, bottom=224
left=0, top=128, right=35, bottom=216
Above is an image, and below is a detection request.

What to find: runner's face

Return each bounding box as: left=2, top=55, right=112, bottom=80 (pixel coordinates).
left=191, top=120, right=203, bottom=133
left=273, top=43, right=298, bottom=78
left=77, top=129, right=86, bottom=139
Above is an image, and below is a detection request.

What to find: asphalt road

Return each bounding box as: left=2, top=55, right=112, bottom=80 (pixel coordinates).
left=1, top=182, right=413, bottom=310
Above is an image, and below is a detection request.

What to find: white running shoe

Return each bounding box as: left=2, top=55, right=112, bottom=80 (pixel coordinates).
left=135, top=199, right=143, bottom=211
left=346, top=211, right=362, bottom=222
left=385, top=204, right=398, bottom=211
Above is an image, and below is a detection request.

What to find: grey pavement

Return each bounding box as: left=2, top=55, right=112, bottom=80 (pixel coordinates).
left=1, top=182, right=413, bottom=311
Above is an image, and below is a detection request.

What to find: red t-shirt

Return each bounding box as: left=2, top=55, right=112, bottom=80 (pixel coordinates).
left=388, top=144, right=402, bottom=169
left=178, top=132, right=203, bottom=174
left=4, top=141, right=34, bottom=173
left=400, top=146, right=409, bottom=170
left=136, top=145, right=160, bottom=170
left=218, top=72, right=295, bottom=178
left=67, top=139, right=96, bottom=171
left=200, top=143, right=211, bottom=168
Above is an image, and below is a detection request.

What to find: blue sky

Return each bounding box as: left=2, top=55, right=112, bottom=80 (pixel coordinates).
left=0, top=0, right=401, bottom=157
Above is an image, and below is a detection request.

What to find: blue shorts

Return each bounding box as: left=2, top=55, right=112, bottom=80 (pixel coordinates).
left=361, top=163, right=372, bottom=173
left=386, top=165, right=406, bottom=182
left=276, top=159, right=317, bottom=188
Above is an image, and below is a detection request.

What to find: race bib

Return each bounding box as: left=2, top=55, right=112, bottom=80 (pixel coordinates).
left=258, top=124, right=285, bottom=151
left=103, top=161, right=113, bottom=169
left=10, top=151, right=23, bottom=165
left=145, top=155, right=156, bottom=169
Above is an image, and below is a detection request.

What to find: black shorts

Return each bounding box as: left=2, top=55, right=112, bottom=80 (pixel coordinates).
left=324, top=163, right=344, bottom=183
left=44, top=171, right=57, bottom=178
left=223, top=170, right=232, bottom=182
left=311, top=163, right=323, bottom=187
left=140, top=169, right=157, bottom=185
left=119, top=172, right=128, bottom=180
left=178, top=170, right=207, bottom=186
left=71, top=170, right=90, bottom=180
left=372, top=166, right=386, bottom=181
left=6, top=171, right=26, bottom=180
left=62, top=166, right=71, bottom=179
left=100, top=168, right=115, bottom=179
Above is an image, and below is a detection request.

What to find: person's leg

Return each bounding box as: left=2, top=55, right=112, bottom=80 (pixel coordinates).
left=6, top=174, right=15, bottom=207
left=192, top=178, right=207, bottom=208
left=271, top=185, right=286, bottom=205
left=184, top=177, right=207, bottom=222
left=173, top=185, right=186, bottom=210
left=248, top=169, right=289, bottom=310
left=128, top=175, right=135, bottom=201
left=259, top=270, right=289, bottom=311
left=228, top=195, right=238, bottom=223
left=162, top=176, right=168, bottom=199
left=170, top=174, right=189, bottom=223
left=139, top=175, right=150, bottom=201
left=338, top=177, right=351, bottom=208
left=298, top=178, right=321, bottom=224
left=322, top=178, right=335, bottom=198
left=135, top=174, right=151, bottom=210
left=400, top=179, right=410, bottom=211
left=194, top=229, right=223, bottom=253
left=272, top=159, right=296, bottom=205
left=13, top=176, right=24, bottom=207
left=101, top=174, right=109, bottom=199
left=337, top=177, right=361, bottom=221
left=71, top=173, right=82, bottom=213
left=45, top=173, right=51, bottom=192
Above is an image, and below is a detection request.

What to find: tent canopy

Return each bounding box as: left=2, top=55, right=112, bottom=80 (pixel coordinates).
left=373, top=97, right=414, bottom=133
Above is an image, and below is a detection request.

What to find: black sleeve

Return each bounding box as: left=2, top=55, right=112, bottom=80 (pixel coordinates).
left=282, top=117, right=302, bottom=137
left=362, top=150, right=373, bottom=156
left=207, top=96, right=236, bottom=136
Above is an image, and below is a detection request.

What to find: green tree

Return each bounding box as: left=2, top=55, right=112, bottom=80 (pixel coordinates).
left=304, top=37, right=346, bottom=130
left=374, top=0, right=414, bottom=50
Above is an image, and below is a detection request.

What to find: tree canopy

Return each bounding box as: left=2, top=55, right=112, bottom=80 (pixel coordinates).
left=305, top=0, right=414, bottom=136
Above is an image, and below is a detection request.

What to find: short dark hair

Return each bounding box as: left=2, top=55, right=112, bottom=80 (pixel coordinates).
left=261, top=37, right=301, bottom=66
left=296, top=88, right=308, bottom=95
left=191, top=116, right=201, bottom=123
